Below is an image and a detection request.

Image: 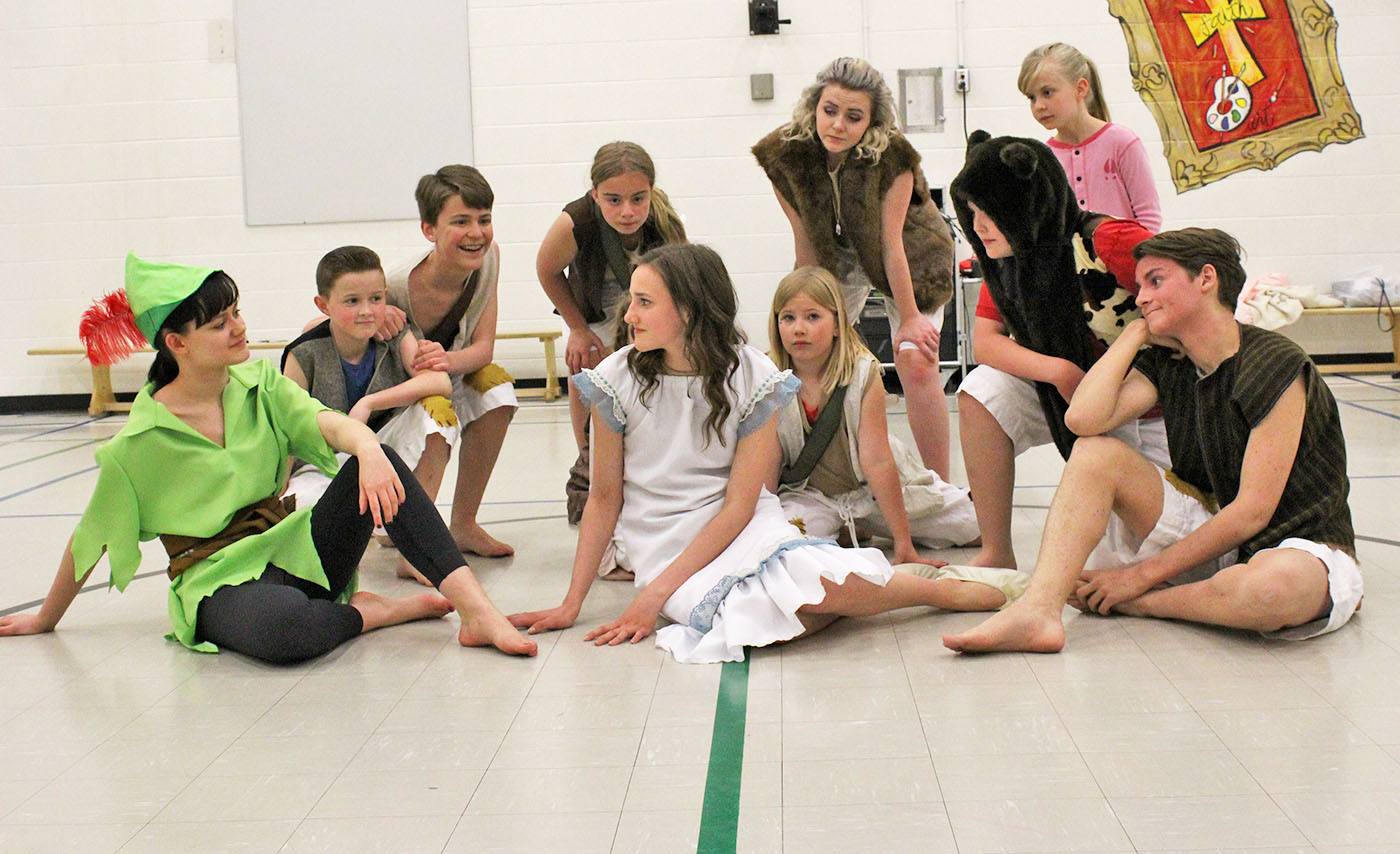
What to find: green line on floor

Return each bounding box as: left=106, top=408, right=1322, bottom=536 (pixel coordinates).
left=696, top=651, right=750, bottom=854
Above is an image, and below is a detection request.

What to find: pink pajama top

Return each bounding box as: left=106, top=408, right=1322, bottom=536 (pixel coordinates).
left=1048, top=123, right=1162, bottom=232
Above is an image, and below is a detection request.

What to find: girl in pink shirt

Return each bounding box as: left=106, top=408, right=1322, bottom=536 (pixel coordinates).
left=1019, top=42, right=1162, bottom=232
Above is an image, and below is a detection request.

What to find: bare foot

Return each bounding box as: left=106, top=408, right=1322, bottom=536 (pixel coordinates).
left=453, top=524, right=515, bottom=558
left=601, top=567, right=635, bottom=582
left=968, top=549, right=1017, bottom=571
left=930, top=578, right=1007, bottom=612
left=459, top=606, right=538, bottom=656
left=350, top=591, right=453, bottom=632
left=395, top=557, right=434, bottom=587
left=942, top=602, right=1065, bottom=653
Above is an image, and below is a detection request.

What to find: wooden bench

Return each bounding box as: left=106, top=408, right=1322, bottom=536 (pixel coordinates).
left=495, top=330, right=561, bottom=402
left=28, top=330, right=562, bottom=415
left=1299, top=306, right=1399, bottom=375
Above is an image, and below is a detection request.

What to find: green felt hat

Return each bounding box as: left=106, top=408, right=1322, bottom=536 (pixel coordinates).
left=124, top=252, right=219, bottom=345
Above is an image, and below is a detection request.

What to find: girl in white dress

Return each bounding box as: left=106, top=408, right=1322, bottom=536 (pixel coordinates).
left=508, top=244, right=1011, bottom=664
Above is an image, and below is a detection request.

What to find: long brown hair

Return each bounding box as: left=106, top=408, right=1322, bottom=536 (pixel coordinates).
left=590, top=141, right=686, bottom=245
left=627, top=243, right=744, bottom=447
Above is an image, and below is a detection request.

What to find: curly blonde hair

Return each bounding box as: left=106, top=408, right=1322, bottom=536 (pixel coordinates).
left=780, top=57, right=899, bottom=162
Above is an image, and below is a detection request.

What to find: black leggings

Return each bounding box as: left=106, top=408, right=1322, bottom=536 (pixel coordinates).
left=195, top=446, right=465, bottom=664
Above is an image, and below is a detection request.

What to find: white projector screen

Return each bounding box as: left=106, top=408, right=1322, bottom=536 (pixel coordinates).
left=234, top=0, right=474, bottom=225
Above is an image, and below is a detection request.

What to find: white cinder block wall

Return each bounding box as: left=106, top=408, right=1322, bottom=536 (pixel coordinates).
left=3, top=0, right=1397, bottom=399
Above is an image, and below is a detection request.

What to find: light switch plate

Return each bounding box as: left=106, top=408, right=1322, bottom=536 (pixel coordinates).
left=751, top=73, right=774, bottom=101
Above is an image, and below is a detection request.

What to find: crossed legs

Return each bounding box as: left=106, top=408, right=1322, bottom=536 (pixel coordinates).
left=942, top=436, right=1330, bottom=653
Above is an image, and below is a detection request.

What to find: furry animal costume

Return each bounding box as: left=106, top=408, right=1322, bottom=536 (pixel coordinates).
left=753, top=129, right=953, bottom=312
left=950, top=130, right=1144, bottom=458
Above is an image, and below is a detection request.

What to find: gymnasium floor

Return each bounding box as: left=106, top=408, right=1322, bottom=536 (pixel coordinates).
left=1, top=373, right=1398, bottom=854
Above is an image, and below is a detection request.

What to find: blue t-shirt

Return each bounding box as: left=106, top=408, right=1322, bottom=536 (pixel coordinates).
left=340, top=340, right=377, bottom=409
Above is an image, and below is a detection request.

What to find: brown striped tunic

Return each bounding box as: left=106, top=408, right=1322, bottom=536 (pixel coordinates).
left=1133, top=324, right=1355, bottom=560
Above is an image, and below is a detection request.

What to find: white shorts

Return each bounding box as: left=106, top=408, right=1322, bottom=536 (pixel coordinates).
left=959, top=364, right=1170, bottom=466
left=1094, top=464, right=1363, bottom=641
left=449, top=372, right=517, bottom=427
left=284, top=401, right=460, bottom=508
left=840, top=270, right=946, bottom=350
left=778, top=484, right=979, bottom=549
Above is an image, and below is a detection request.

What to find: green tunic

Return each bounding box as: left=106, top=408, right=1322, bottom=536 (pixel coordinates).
left=70, top=359, right=341, bottom=652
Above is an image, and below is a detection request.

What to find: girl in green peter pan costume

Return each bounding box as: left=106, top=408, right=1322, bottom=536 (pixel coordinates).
left=0, top=254, right=537, bottom=661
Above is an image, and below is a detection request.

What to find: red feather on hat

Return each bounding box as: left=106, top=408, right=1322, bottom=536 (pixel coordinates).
left=79, top=289, right=147, bottom=365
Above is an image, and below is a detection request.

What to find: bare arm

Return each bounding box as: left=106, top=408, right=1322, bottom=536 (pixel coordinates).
left=773, top=185, right=819, bottom=268
left=1064, top=318, right=1159, bottom=436
left=538, top=212, right=611, bottom=373
left=346, top=333, right=452, bottom=423
left=880, top=172, right=941, bottom=361
left=0, top=536, right=90, bottom=636
left=879, top=172, right=920, bottom=322
left=315, top=409, right=405, bottom=526
left=973, top=315, right=1085, bottom=402
left=508, top=408, right=623, bottom=633
left=1134, top=377, right=1306, bottom=587
left=430, top=291, right=498, bottom=377
left=283, top=351, right=310, bottom=390
left=350, top=373, right=452, bottom=423
left=586, top=417, right=779, bottom=645
left=854, top=376, right=925, bottom=564
left=536, top=213, right=588, bottom=330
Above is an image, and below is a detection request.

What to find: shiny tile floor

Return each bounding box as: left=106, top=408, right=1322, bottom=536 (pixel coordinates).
left=1, top=373, right=1399, bottom=853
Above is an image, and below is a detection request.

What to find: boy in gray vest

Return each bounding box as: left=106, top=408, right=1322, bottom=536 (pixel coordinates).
left=944, top=228, right=1362, bottom=653
left=282, top=246, right=459, bottom=584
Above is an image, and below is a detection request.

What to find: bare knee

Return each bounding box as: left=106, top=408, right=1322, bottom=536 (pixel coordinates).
left=895, top=349, right=938, bottom=385
left=1233, top=552, right=1328, bottom=630
left=1066, top=435, right=1137, bottom=478
left=799, top=576, right=848, bottom=615
left=422, top=433, right=451, bottom=459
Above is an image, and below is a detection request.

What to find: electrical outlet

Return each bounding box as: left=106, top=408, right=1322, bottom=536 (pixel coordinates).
left=955, top=66, right=970, bottom=94
left=208, top=20, right=235, bottom=62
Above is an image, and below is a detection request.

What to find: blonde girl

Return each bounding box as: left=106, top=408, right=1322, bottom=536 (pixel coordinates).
left=770, top=267, right=981, bottom=566
left=754, top=57, right=956, bottom=481
left=1019, top=42, right=1162, bottom=231
left=509, top=244, right=1013, bottom=663
left=537, top=141, right=687, bottom=451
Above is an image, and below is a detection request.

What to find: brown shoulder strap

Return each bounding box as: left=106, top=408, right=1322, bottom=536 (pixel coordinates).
left=424, top=276, right=477, bottom=349
left=779, top=384, right=849, bottom=486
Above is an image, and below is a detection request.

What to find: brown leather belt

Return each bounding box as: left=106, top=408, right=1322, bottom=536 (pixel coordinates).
left=160, top=494, right=296, bottom=580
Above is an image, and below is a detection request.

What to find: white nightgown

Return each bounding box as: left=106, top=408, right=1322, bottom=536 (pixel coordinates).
left=575, top=344, right=894, bottom=663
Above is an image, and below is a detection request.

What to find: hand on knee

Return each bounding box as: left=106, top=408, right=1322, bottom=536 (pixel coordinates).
left=378, top=443, right=412, bottom=475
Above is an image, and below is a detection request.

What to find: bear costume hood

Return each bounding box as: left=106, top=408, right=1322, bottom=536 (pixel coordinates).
left=950, top=131, right=1107, bottom=458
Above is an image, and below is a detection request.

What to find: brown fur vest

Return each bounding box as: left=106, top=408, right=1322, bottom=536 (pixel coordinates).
left=753, top=129, right=953, bottom=312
